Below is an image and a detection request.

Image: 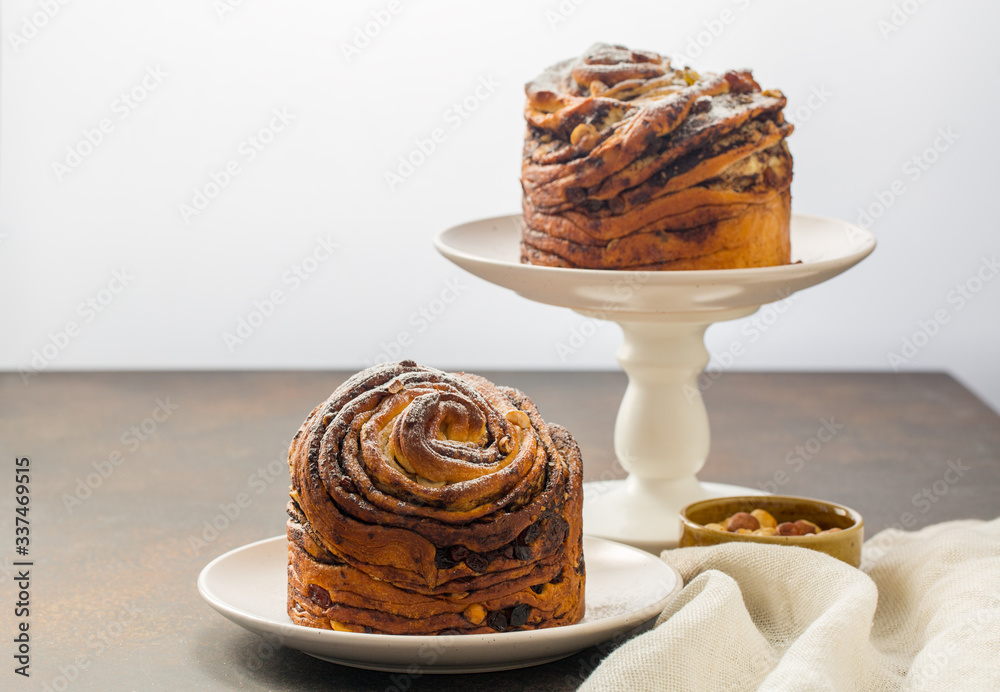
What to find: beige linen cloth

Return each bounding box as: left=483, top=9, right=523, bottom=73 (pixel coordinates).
left=582, top=519, right=1000, bottom=691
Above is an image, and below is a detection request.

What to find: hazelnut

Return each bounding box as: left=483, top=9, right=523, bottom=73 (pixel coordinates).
left=776, top=522, right=803, bottom=536
left=726, top=512, right=760, bottom=532
left=570, top=123, right=600, bottom=151
left=750, top=509, right=777, bottom=530
left=505, top=410, right=531, bottom=429
left=331, top=620, right=362, bottom=633
left=793, top=520, right=819, bottom=535
left=463, top=604, right=486, bottom=625
left=709, top=506, right=839, bottom=540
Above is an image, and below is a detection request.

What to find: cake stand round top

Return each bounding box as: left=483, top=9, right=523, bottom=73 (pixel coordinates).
left=434, top=213, right=875, bottom=316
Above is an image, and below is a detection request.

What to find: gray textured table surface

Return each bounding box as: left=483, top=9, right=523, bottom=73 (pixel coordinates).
left=1, top=371, right=998, bottom=690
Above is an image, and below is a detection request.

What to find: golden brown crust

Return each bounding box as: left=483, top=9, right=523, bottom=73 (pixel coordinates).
left=521, top=43, right=793, bottom=270
left=522, top=190, right=790, bottom=270
left=286, top=361, right=585, bottom=635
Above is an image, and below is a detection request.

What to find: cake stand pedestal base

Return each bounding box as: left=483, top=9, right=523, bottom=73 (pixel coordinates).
left=573, top=308, right=766, bottom=554
left=584, top=479, right=766, bottom=554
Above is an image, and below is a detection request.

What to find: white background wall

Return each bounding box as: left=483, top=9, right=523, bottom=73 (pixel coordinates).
left=2, top=0, right=998, bottom=412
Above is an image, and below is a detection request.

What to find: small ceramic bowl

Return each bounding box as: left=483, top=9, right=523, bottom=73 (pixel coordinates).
left=679, top=495, right=864, bottom=567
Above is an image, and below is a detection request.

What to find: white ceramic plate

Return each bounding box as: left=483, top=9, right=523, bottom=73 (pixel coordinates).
left=198, top=535, right=682, bottom=674
left=434, top=213, right=875, bottom=314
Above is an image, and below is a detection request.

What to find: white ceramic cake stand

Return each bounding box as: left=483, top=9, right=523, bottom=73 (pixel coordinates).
left=435, top=214, right=875, bottom=552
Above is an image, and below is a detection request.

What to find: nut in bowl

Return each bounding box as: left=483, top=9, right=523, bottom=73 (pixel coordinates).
left=679, top=495, right=864, bottom=567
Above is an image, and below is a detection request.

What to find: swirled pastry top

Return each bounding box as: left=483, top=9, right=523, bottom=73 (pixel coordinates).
left=522, top=43, right=793, bottom=211
left=287, top=361, right=584, bottom=596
